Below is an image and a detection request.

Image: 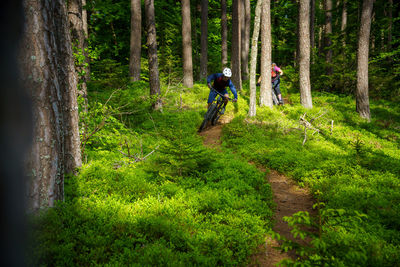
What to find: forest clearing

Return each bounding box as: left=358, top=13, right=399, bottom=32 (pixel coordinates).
left=1, top=0, right=400, bottom=266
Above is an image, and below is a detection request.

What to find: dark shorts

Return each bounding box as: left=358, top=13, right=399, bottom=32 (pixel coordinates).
left=208, top=88, right=228, bottom=103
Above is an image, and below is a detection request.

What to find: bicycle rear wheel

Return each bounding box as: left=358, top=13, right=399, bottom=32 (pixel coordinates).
left=272, top=91, right=279, bottom=105
left=198, top=103, right=217, bottom=132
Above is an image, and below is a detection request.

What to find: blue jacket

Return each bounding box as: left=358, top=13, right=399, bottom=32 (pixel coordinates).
left=207, top=73, right=238, bottom=99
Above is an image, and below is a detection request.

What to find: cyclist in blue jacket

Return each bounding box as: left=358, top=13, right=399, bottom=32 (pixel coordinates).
left=206, top=68, right=238, bottom=114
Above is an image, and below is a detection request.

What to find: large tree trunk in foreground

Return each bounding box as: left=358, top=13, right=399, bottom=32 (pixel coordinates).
left=299, top=0, right=313, bottom=108
left=221, top=0, right=228, bottom=68
left=21, top=0, right=82, bottom=211
left=231, top=0, right=242, bottom=91
left=259, top=0, right=272, bottom=108
left=249, top=0, right=263, bottom=117
left=130, top=0, right=141, bottom=81
left=356, top=0, right=374, bottom=121
left=181, top=0, right=193, bottom=87
left=145, top=0, right=162, bottom=110
left=200, top=0, right=208, bottom=79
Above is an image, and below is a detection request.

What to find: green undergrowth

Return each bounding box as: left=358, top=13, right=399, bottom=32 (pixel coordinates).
left=222, top=90, right=400, bottom=266
left=29, top=81, right=274, bottom=266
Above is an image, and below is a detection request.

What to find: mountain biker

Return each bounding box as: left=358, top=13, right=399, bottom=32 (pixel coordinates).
left=206, top=68, right=238, bottom=114
left=257, top=63, right=284, bottom=105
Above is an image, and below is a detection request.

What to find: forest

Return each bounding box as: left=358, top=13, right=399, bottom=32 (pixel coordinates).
left=2, top=0, right=400, bottom=266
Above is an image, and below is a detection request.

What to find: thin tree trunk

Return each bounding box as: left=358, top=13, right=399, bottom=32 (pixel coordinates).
left=221, top=0, right=228, bottom=68
left=181, top=0, right=193, bottom=87
left=130, top=0, right=141, bottom=81
left=299, top=0, right=313, bottom=108
left=341, top=0, right=347, bottom=47
left=310, top=0, right=315, bottom=50
left=387, top=0, right=392, bottom=51
left=145, top=0, right=162, bottom=110
left=260, top=0, right=272, bottom=107
left=324, top=0, right=333, bottom=75
left=68, top=0, right=89, bottom=109
left=231, top=0, right=242, bottom=90
left=200, top=0, right=208, bottom=79
left=82, top=0, right=90, bottom=83
left=356, top=0, right=374, bottom=121
left=241, top=0, right=250, bottom=80
left=21, top=0, right=81, bottom=211
left=249, top=0, right=263, bottom=117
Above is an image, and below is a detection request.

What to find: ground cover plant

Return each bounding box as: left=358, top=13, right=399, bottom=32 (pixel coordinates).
left=29, top=81, right=275, bottom=266
left=222, top=89, right=400, bottom=266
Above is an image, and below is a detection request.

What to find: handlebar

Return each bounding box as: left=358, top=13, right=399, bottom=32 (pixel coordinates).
left=210, top=87, right=235, bottom=102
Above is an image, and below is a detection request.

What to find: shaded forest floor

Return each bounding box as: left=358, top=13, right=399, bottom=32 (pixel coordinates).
left=199, top=115, right=315, bottom=266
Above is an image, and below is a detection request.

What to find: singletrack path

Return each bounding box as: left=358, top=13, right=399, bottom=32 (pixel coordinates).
left=199, top=117, right=315, bottom=266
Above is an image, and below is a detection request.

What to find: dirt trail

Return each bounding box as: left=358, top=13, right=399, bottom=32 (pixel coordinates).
left=199, top=117, right=315, bottom=266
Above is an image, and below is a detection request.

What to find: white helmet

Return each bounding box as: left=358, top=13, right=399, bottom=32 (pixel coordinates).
left=223, top=67, right=232, bottom=78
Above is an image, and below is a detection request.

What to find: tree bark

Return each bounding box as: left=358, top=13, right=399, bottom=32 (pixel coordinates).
left=260, top=0, right=272, bottom=108
left=181, top=0, right=193, bottom=87
left=231, top=0, right=242, bottom=91
left=68, top=0, right=89, bottom=106
left=299, top=0, right=313, bottom=108
left=145, top=0, right=162, bottom=110
left=341, top=0, right=347, bottom=47
left=130, top=0, right=141, bottom=81
left=221, top=0, right=228, bottom=68
left=21, top=0, right=82, bottom=211
left=310, top=0, right=315, bottom=50
left=388, top=0, right=392, bottom=51
left=200, top=0, right=208, bottom=79
left=241, top=0, right=250, bottom=80
left=356, top=0, right=374, bottom=121
left=249, top=0, right=263, bottom=117
left=324, top=0, right=333, bottom=75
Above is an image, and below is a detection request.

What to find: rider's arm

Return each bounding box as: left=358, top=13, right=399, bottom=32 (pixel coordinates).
left=275, top=66, right=283, bottom=76
left=228, top=80, right=238, bottom=100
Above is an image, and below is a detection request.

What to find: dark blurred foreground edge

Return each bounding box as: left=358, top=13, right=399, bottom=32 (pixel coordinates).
left=1, top=1, right=33, bottom=266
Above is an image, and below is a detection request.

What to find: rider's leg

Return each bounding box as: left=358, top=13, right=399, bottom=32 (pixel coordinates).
left=207, top=90, right=217, bottom=109
left=273, top=80, right=283, bottom=104
left=220, top=93, right=229, bottom=114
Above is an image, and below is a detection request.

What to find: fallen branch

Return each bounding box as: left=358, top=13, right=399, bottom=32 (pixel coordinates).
left=299, top=112, right=327, bottom=145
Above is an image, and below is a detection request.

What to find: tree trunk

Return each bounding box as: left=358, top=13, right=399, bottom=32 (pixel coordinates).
left=145, top=0, right=162, bottom=110
left=299, top=0, right=313, bottom=108
left=241, top=0, right=250, bottom=80
left=310, top=0, right=315, bottom=50
left=356, top=0, right=374, bottom=121
left=130, top=0, right=141, bottom=81
left=221, top=0, right=228, bottom=68
left=249, top=0, right=263, bottom=117
left=68, top=0, right=89, bottom=107
left=260, top=0, right=272, bottom=108
left=181, top=0, right=193, bottom=87
left=324, top=0, right=333, bottom=75
left=387, top=0, right=392, bottom=51
left=231, top=0, right=242, bottom=91
left=200, top=0, right=208, bottom=79
left=341, top=0, right=347, bottom=47
left=21, top=0, right=82, bottom=211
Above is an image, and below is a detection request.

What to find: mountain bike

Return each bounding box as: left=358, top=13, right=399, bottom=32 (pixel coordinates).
left=198, top=88, right=232, bottom=132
